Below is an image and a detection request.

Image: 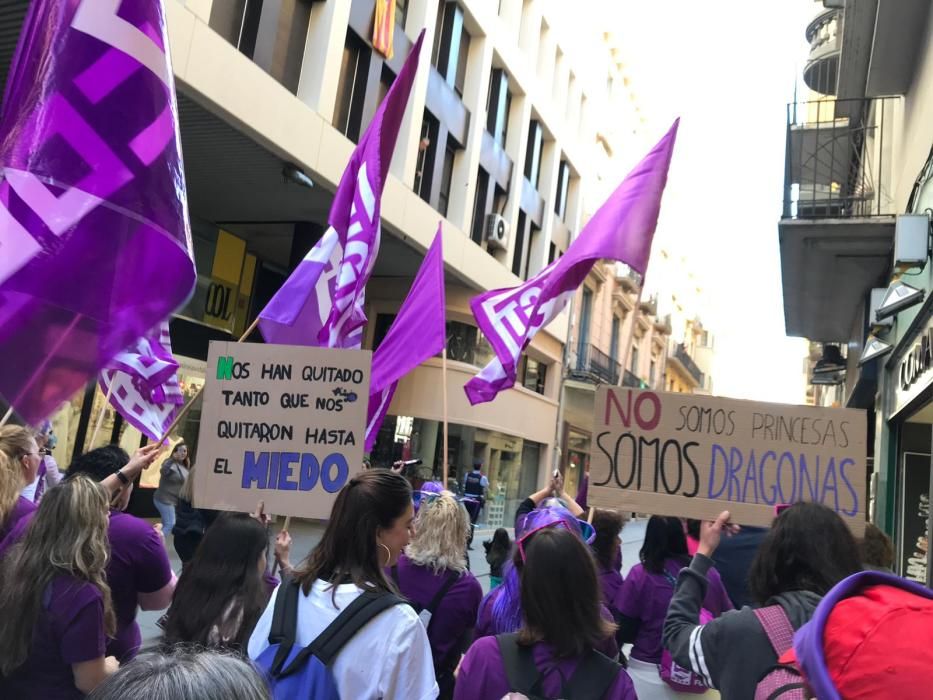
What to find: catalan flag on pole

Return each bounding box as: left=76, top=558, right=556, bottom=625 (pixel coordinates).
left=373, top=0, right=397, bottom=59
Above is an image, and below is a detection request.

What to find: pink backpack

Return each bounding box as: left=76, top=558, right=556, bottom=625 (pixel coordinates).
left=659, top=570, right=712, bottom=693
left=752, top=606, right=807, bottom=700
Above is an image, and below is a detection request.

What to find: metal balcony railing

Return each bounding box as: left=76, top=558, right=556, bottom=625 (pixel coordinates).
left=803, top=8, right=840, bottom=95
left=572, top=344, right=621, bottom=385
left=673, top=343, right=704, bottom=386
left=622, top=370, right=645, bottom=388
left=783, top=97, right=897, bottom=220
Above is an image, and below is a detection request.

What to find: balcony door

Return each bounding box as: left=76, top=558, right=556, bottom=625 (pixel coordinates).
left=577, top=288, right=592, bottom=360
left=609, top=315, right=620, bottom=363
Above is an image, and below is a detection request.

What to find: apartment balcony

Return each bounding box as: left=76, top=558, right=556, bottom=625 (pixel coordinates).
left=803, top=7, right=840, bottom=96
left=654, top=313, right=672, bottom=335
left=613, top=263, right=641, bottom=294
left=639, top=295, right=658, bottom=316
left=668, top=343, right=703, bottom=388
left=779, top=97, right=897, bottom=341
left=570, top=344, right=621, bottom=386
left=622, top=370, right=646, bottom=389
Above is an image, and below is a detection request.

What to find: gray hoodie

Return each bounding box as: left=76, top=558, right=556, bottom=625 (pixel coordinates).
left=663, top=553, right=821, bottom=700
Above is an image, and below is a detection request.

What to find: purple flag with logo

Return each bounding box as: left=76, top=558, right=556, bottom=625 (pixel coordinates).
left=365, top=226, right=446, bottom=451
left=465, top=120, right=679, bottom=405
left=99, top=321, right=184, bottom=441
left=259, top=32, right=425, bottom=350
left=0, top=0, right=195, bottom=424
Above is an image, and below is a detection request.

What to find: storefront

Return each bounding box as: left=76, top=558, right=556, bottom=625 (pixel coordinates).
left=885, top=307, right=933, bottom=586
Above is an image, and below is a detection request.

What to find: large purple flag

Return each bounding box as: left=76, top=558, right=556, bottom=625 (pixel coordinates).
left=0, top=0, right=195, bottom=424
left=465, top=120, right=679, bottom=405
left=99, top=321, right=184, bottom=441
left=365, top=227, right=446, bottom=451
left=259, top=32, right=425, bottom=349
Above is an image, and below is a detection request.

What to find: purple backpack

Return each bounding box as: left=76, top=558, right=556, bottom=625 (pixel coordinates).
left=753, top=605, right=807, bottom=700
left=659, top=570, right=712, bottom=693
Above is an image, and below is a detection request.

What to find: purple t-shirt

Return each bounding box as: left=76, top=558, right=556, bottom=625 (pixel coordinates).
left=453, top=636, right=636, bottom=700
left=392, top=554, right=482, bottom=669
left=599, top=567, right=625, bottom=618
left=0, top=509, right=173, bottom=661
left=476, top=585, right=620, bottom=659
left=0, top=495, right=36, bottom=543
left=0, top=576, right=106, bottom=700
left=616, top=559, right=733, bottom=663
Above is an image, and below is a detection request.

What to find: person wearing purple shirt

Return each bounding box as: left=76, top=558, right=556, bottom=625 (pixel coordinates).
left=391, top=489, right=482, bottom=699
left=0, top=476, right=118, bottom=698
left=0, top=425, right=42, bottom=541
left=591, top=509, right=628, bottom=622
left=616, top=515, right=732, bottom=699
left=455, top=527, right=635, bottom=700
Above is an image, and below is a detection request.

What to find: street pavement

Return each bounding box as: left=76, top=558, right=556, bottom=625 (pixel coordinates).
left=138, top=516, right=648, bottom=648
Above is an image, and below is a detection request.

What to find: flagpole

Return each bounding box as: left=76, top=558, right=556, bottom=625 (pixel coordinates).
left=87, top=381, right=115, bottom=447
left=157, top=316, right=261, bottom=444
left=442, top=347, right=449, bottom=488
left=0, top=407, right=12, bottom=429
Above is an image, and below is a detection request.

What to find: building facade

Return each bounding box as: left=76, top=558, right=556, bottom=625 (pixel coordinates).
left=0, top=0, right=644, bottom=524
left=779, top=0, right=933, bottom=583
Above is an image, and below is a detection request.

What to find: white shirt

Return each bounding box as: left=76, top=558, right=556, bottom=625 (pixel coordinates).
left=248, top=580, right=439, bottom=700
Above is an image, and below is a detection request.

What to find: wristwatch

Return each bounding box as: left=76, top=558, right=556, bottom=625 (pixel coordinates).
left=115, top=470, right=130, bottom=485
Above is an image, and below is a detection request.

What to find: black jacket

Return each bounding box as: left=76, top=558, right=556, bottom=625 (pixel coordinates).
left=663, top=554, right=821, bottom=700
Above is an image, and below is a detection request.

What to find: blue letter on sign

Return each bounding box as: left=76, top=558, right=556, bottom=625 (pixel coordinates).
left=242, top=452, right=269, bottom=489
left=321, top=454, right=349, bottom=493
left=299, top=454, right=320, bottom=491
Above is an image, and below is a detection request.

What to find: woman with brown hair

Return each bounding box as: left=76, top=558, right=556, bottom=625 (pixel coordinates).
left=0, top=475, right=118, bottom=698
left=0, top=425, right=42, bottom=541
left=248, top=469, right=438, bottom=699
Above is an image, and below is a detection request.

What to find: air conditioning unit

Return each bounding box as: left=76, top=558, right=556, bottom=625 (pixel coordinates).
left=485, top=213, right=509, bottom=251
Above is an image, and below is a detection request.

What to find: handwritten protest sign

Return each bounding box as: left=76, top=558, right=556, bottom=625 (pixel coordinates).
left=588, top=387, right=866, bottom=532
left=193, top=341, right=370, bottom=519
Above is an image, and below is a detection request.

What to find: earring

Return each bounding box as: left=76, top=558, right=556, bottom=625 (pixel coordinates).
left=378, top=542, right=392, bottom=568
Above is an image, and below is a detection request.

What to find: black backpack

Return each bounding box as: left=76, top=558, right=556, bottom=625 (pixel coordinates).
left=496, top=633, right=622, bottom=700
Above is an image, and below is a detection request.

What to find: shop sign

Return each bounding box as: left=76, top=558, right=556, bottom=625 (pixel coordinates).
left=203, top=278, right=238, bottom=332
left=193, top=341, right=370, bottom=519
left=894, top=321, right=933, bottom=416
left=589, top=387, right=867, bottom=532
left=898, top=453, right=929, bottom=584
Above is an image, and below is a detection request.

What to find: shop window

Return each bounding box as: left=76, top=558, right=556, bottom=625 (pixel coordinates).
left=471, top=168, right=490, bottom=244
left=333, top=31, right=370, bottom=143
left=432, top=2, right=470, bottom=97
left=413, top=112, right=439, bottom=201
left=524, top=120, right=543, bottom=189
left=438, top=139, right=457, bottom=217
left=554, top=159, right=571, bottom=220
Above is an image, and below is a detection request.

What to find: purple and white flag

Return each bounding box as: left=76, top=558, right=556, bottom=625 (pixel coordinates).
left=0, top=0, right=195, bottom=425
left=99, top=321, right=183, bottom=441
left=365, top=227, right=446, bottom=451
left=258, top=32, right=425, bottom=349
left=465, top=120, right=679, bottom=405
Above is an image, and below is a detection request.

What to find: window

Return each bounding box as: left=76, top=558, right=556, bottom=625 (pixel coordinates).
left=630, top=345, right=639, bottom=375
left=438, top=139, right=456, bottom=217
left=610, top=316, right=620, bottom=362
left=396, top=0, right=409, bottom=28
left=512, top=212, right=527, bottom=277
left=519, top=356, right=548, bottom=395
left=445, top=321, right=495, bottom=366
left=333, top=32, right=369, bottom=143
left=413, top=112, right=439, bottom=201
left=548, top=242, right=556, bottom=264
left=523, top=223, right=539, bottom=279
left=486, top=69, right=511, bottom=147
left=432, top=2, right=470, bottom=97
left=649, top=360, right=657, bottom=386
left=471, top=169, right=490, bottom=244
left=577, top=288, right=592, bottom=358
left=372, top=314, right=397, bottom=351
left=524, top=120, right=543, bottom=189
left=554, top=160, right=571, bottom=220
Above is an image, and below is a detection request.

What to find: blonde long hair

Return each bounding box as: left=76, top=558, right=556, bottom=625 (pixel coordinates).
left=0, top=426, right=33, bottom=524
left=0, top=475, right=115, bottom=675
left=405, top=491, right=470, bottom=574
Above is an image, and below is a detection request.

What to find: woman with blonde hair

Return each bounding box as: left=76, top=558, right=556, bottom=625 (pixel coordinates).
left=0, top=475, right=118, bottom=698
left=0, top=425, right=42, bottom=542
left=391, top=486, right=482, bottom=699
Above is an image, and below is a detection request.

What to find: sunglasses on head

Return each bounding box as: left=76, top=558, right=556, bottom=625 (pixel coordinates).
left=516, top=518, right=596, bottom=561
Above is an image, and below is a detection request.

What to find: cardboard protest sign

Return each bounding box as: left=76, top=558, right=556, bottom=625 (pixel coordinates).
left=193, top=341, right=370, bottom=519
left=588, top=387, right=866, bottom=532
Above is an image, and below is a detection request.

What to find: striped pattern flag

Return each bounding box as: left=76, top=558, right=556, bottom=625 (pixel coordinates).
left=373, top=0, right=397, bottom=59
left=99, top=321, right=184, bottom=441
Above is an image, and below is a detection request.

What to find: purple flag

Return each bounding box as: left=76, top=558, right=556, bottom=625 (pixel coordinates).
left=99, top=321, right=184, bottom=441
left=0, top=0, right=195, bottom=424
left=365, top=226, right=446, bottom=451
left=259, top=32, right=425, bottom=349
left=465, top=120, right=679, bottom=405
